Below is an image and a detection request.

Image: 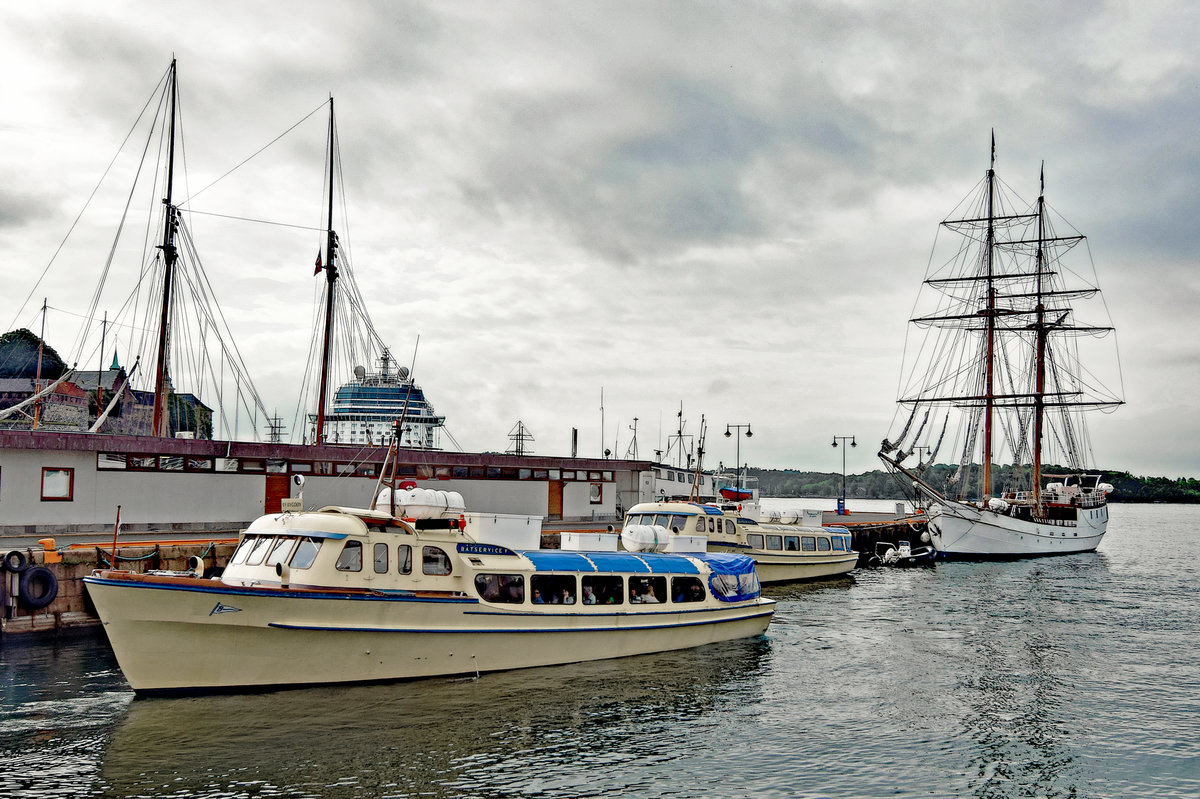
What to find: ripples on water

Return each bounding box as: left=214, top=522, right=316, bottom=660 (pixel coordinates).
left=2, top=503, right=1198, bottom=798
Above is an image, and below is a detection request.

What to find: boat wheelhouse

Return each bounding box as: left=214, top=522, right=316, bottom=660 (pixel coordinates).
left=622, top=501, right=857, bottom=584
left=84, top=503, right=774, bottom=694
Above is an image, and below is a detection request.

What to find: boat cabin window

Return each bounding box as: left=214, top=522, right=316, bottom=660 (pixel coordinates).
left=397, top=544, right=412, bottom=574
left=695, top=517, right=706, bottom=533
left=373, top=543, right=389, bottom=574
left=582, top=575, right=623, bottom=605
left=475, top=573, right=524, bottom=603
left=765, top=535, right=783, bottom=551
left=816, top=537, right=831, bottom=552
left=246, top=537, right=274, bottom=566
left=290, top=537, right=321, bottom=570
left=832, top=536, right=846, bottom=551
left=671, top=576, right=706, bottom=603
left=630, top=576, right=666, bottom=604
left=784, top=536, right=800, bottom=551
left=531, top=574, right=577, bottom=605
left=422, top=546, right=452, bottom=576
left=747, top=533, right=765, bottom=549
left=801, top=536, right=816, bottom=552
left=336, top=540, right=363, bottom=572
left=230, top=537, right=257, bottom=565
left=265, top=538, right=295, bottom=568
left=724, top=519, right=735, bottom=535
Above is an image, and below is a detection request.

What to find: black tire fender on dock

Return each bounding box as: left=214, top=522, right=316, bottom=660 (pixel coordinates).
left=19, top=566, right=58, bottom=609
left=3, top=550, right=28, bottom=574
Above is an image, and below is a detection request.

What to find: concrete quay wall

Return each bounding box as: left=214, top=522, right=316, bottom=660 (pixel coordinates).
left=1, top=539, right=237, bottom=640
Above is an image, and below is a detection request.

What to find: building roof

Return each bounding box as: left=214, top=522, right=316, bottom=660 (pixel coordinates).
left=71, top=369, right=127, bottom=392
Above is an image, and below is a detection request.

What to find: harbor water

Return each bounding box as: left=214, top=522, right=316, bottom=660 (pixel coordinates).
left=2, top=501, right=1197, bottom=798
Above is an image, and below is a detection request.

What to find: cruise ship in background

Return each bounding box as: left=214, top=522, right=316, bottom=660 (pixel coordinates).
left=314, top=350, right=444, bottom=448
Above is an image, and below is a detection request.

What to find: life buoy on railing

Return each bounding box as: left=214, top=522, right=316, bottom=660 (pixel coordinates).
left=3, top=550, right=28, bottom=574
left=19, top=566, right=58, bottom=609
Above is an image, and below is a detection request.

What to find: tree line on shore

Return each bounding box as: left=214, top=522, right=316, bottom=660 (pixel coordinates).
left=744, top=464, right=1200, bottom=504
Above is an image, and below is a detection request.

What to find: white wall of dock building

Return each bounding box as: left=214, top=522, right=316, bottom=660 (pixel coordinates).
left=0, top=444, right=623, bottom=532
left=297, top=476, right=617, bottom=521
left=0, top=448, right=264, bottom=531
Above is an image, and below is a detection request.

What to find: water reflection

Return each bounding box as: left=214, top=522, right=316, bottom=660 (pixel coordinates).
left=0, top=633, right=130, bottom=799
left=96, top=637, right=771, bottom=798
left=955, top=560, right=1094, bottom=798
left=762, top=575, right=855, bottom=603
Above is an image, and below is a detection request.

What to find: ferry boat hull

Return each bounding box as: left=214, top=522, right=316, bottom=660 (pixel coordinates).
left=85, top=574, right=772, bottom=693
left=926, top=501, right=1108, bottom=559
left=725, top=550, right=858, bottom=583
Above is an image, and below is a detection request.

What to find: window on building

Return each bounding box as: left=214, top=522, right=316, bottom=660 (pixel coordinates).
left=40, top=468, right=74, bottom=501
left=97, top=453, right=126, bottom=470
left=589, top=483, right=603, bottom=503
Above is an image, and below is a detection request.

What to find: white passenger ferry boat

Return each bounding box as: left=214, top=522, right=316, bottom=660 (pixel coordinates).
left=622, top=500, right=857, bottom=584
left=84, top=499, right=774, bottom=694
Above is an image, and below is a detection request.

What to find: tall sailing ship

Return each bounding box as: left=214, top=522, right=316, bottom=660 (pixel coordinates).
left=879, top=137, right=1123, bottom=559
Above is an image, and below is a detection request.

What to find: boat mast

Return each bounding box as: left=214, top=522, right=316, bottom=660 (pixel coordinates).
left=151, top=58, right=180, bottom=438
left=1032, top=163, right=1048, bottom=510
left=314, top=97, right=339, bottom=444
left=981, top=132, right=997, bottom=500
left=32, top=298, right=47, bottom=430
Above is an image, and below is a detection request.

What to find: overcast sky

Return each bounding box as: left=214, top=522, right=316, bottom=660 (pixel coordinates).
left=1, top=1, right=1196, bottom=478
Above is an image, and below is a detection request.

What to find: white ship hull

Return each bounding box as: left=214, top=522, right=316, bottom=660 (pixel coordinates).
left=84, top=575, right=774, bottom=693
left=927, top=500, right=1108, bottom=559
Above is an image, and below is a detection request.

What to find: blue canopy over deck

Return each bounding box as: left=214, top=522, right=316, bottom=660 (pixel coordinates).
left=519, top=550, right=702, bottom=574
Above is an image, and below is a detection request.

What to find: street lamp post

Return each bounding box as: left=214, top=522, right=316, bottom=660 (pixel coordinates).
left=831, top=435, right=856, bottom=515
left=725, top=423, right=753, bottom=491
